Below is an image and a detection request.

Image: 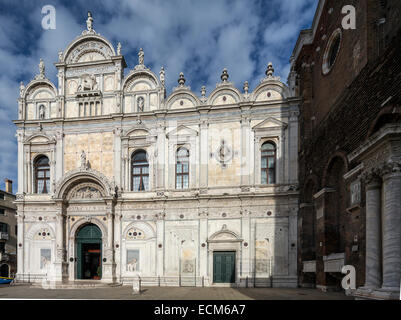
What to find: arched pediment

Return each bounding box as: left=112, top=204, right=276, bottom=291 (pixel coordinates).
left=166, top=90, right=201, bottom=110
left=24, top=133, right=54, bottom=144
left=54, top=168, right=114, bottom=200
left=208, top=226, right=242, bottom=242
left=123, top=124, right=152, bottom=139
left=123, top=221, right=156, bottom=240
left=207, top=86, right=242, bottom=106
left=24, top=79, right=57, bottom=100
left=123, top=69, right=160, bottom=92
left=26, top=223, right=56, bottom=241
left=63, top=35, right=116, bottom=64
left=66, top=182, right=105, bottom=200
left=251, top=80, right=289, bottom=102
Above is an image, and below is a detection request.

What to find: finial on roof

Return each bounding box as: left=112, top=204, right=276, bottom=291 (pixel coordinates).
left=243, top=81, right=249, bottom=95
left=159, top=66, right=165, bottom=86
left=266, top=62, right=274, bottom=78
left=117, top=42, right=122, bottom=55
left=221, top=68, right=229, bottom=82
left=178, top=72, right=186, bottom=86
left=201, top=86, right=206, bottom=99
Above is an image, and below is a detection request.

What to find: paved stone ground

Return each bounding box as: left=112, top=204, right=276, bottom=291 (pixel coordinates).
left=0, top=284, right=353, bottom=300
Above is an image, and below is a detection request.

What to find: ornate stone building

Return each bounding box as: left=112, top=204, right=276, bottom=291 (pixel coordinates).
left=13, top=13, right=300, bottom=287
left=293, top=0, right=401, bottom=299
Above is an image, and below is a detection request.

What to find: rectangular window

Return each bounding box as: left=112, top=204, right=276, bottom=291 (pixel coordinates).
left=0, top=223, right=8, bottom=233
left=0, top=208, right=4, bottom=215
left=0, top=193, right=4, bottom=200
left=15, top=225, right=17, bottom=236
left=0, top=242, right=5, bottom=253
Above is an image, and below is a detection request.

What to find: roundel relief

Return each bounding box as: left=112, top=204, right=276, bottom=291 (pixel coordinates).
left=126, top=228, right=146, bottom=240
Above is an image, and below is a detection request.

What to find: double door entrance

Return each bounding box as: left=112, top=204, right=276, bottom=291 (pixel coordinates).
left=213, top=251, right=236, bottom=284
left=76, top=224, right=102, bottom=280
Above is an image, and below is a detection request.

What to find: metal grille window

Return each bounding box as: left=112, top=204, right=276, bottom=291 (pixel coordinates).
left=176, top=147, right=189, bottom=189
left=261, top=142, right=276, bottom=184
left=131, top=150, right=149, bottom=191
left=35, top=156, right=50, bottom=194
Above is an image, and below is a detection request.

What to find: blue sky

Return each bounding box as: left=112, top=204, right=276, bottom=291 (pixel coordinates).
left=0, top=0, right=318, bottom=192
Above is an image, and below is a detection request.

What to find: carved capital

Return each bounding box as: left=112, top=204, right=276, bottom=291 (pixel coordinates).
left=381, top=160, right=401, bottom=177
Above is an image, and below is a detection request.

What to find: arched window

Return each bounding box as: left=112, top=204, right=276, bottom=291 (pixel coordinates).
left=131, top=150, right=149, bottom=191
left=34, top=156, right=50, bottom=194
left=176, top=147, right=189, bottom=189
left=261, top=142, right=276, bottom=184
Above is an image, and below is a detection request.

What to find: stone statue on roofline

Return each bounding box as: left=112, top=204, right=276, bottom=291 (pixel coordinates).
left=87, top=11, right=93, bottom=32
left=138, top=48, right=144, bottom=66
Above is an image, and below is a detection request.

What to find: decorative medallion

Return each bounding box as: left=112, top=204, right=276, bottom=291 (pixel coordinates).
left=126, top=228, right=146, bottom=240
left=215, top=139, right=233, bottom=168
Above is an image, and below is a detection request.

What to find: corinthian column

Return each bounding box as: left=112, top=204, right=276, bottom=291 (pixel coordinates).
left=381, top=163, right=401, bottom=292
left=364, top=174, right=382, bottom=289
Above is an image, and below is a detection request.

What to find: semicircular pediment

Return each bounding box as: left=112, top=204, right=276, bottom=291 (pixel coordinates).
left=67, top=182, right=105, bottom=200
left=123, top=72, right=158, bottom=92
left=208, top=87, right=242, bottom=106
left=54, top=168, right=114, bottom=200
left=64, top=37, right=114, bottom=64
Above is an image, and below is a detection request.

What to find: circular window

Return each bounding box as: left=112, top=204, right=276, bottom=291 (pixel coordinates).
left=322, top=28, right=342, bottom=75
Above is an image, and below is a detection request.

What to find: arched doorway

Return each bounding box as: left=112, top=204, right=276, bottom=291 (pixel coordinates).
left=76, top=224, right=102, bottom=280
left=0, top=264, right=9, bottom=277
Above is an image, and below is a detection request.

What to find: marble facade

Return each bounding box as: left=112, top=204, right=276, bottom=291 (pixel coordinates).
left=13, top=13, right=300, bottom=287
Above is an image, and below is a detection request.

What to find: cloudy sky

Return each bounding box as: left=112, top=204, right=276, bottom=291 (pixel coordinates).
left=0, top=0, right=318, bottom=192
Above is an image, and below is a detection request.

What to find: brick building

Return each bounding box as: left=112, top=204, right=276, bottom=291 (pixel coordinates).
left=0, top=179, right=17, bottom=278
left=291, top=0, right=401, bottom=299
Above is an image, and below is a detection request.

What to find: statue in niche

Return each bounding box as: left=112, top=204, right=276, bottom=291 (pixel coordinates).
left=39, top=105, right=45, bottom=119
left=137, top=96, right=145, bottom=112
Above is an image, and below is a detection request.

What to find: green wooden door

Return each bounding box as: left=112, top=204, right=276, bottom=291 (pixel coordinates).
left=213, top=252, right=236, bottom=283
left=76, top=224, right=102, bottom=280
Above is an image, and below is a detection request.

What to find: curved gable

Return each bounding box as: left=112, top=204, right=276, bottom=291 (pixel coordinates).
left=63, top=35, right=115, bottom=64
left=252, top=81, right=289, bottom=102
left=208, top=87, right=242, bottom=106
left=123, top=70, right=159, bottom=93
left=167, top=91, right=200, bottom=110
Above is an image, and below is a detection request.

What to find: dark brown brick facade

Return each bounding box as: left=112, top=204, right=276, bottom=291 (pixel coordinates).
left=295, top=0, right=401, bottom=290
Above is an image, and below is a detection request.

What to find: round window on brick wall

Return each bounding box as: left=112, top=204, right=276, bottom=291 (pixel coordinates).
left=322, top=28, right=342, bottom=75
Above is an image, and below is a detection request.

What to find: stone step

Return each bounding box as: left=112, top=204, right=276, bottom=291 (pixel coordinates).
left=31, top=281, right=123, bottom=289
